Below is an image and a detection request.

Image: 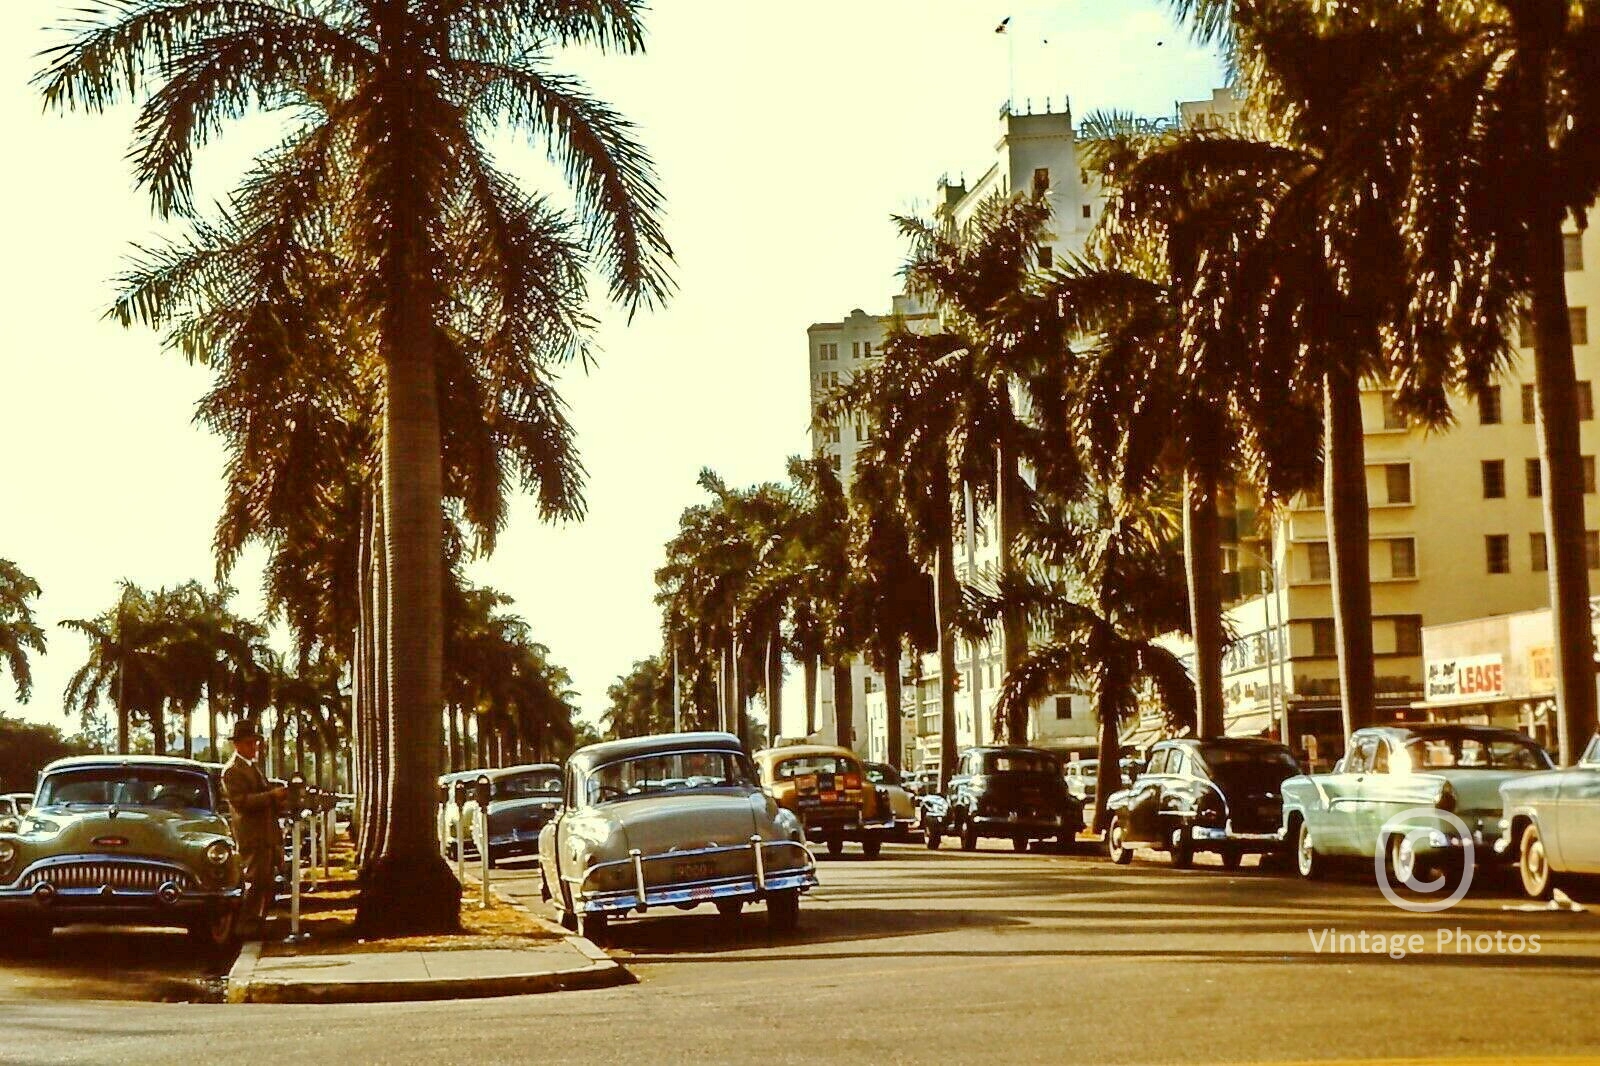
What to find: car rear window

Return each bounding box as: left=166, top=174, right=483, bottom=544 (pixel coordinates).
left=979, top=752, right=1059, bottom=774
left=1404, top=736, right=1552, bottom=770
left=495, top=771, right=561, bottom=799
left=775, top=756, right=857, bottom=778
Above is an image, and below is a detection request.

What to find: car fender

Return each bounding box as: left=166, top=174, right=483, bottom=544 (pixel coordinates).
left=921, top=794, right=951, bottom=822
left=1103, top=787, right=1134, bottom=814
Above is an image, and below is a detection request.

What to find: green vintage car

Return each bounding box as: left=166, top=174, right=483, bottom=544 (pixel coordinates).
left=0, top=755, right=243, bottom=953
left=1281, top=724, right=1553, bottom=884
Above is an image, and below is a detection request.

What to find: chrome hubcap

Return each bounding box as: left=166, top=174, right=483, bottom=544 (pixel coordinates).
left=1297, top=827, right=1313, bottom=872
left=1526, top=838, right=1547, bottom=888
left=1394, top=835, right=1416, bottom=882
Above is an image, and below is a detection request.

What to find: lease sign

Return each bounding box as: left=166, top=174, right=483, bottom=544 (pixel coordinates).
left=1426, top=653, right=1505, bottom=703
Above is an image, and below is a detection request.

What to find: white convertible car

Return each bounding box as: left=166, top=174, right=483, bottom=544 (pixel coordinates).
left=538, top=732, right=817, bottom=943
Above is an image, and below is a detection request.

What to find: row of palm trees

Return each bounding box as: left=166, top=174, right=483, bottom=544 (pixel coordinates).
left=645, top=0, right=1600, bottom=821
left=38, top=0, right=670, bottom=934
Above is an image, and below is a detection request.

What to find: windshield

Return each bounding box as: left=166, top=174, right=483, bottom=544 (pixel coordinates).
left=979, top=751, right=1059, bottom=775
left=1197, top=745, right=1300, bottom=785
left=863, top=764, right=900, bottom=786
left=1403, top=735, right=1552, bottom=771
left=37, top=768, right=215, bottom=812
left=587, top=751, right=756, bottom=805
left=495, top=770, right=561, bottom=800
left=774, top=755, right=858, bottom=779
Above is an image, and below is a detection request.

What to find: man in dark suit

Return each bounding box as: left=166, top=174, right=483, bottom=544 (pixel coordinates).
left=221, top=719, right=287, bottom=936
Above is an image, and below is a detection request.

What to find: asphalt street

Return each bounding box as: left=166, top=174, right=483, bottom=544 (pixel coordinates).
left=4, top=843, right=1600, bottom=1065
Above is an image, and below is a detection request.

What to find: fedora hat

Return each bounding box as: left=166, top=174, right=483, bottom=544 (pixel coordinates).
left=229, top=718, right=264, bottom=742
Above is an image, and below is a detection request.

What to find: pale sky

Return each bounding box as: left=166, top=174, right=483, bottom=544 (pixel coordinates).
left=0, top=1, right=1222, bottom=738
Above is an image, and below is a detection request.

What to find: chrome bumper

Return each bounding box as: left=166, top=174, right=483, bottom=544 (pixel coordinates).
left=577, top=838, right=816, bottom=915
left=1192, top=824, right=1285, bottom=844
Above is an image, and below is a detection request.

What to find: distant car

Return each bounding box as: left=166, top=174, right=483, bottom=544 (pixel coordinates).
left=903, top=769, right=939, bottom=798
left=0, top=755, right=242, bottom=954
left=0, top=796, right=26, bottom=835
left=1498, top=734, right=1600, bottom=898
left=467, top=764, right=563, bottom=867
left=1104, top=738, right=1299, bottom=869
left=863, top=762, right=919, bottom=840
left=922, top=746, right=1082, bottom=852
left=538, top=732, right=816, bottom=943
left=754, top=745, right=895, bottom=858
left=1281, top=724, right=1553, bottom=884
left=1063, top=759, right=1098, bottom=804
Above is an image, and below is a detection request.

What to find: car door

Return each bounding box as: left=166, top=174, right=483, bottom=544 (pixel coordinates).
left=1557, top=739, right=1600, bottom=872
left=1125, top=747, right=1170, bottom=844
left=947, top=753, right=975, bottom=825
left=1354, top=736, right=1405, bottom=856
left=1319, top=735, right=1376, bottom=854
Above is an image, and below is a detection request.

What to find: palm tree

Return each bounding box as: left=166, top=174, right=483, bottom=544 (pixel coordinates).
left=0, top=561, right=46, bottom=706
left=893, top=193, right=1074, bottom=744
left=42, top=0, right=671, bottom=933
left=603, top=657, right=674, bottom=740
left=62, top=583, right=174, bottom=754
left=986, top=481, right=1196, bottom=830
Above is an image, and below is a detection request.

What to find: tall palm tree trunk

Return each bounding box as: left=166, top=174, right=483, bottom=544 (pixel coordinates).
left=1184, top=454, right=1226, bottom=739
left=152, top=702, right=168, bottom=756
left=1091, top=660, right=1124, bottom=834
left=181, top=707, right=193, bottom=759
left=1325, top=367, right=1375, bottom=739
left=206, top=684, right=220, bottom=765
left=447, top=702, right=461, bottom=773
left=832, top=662, right=854, bottom=751
left=997, top=439, right=1030, bottom=744
left=116, top=701, right=129, bottom=756
left=765, top=635, right=782, bottom=744
left=803, top=655, right=818, bottom=737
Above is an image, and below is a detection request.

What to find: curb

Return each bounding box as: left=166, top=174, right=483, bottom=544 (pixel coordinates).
left=224, top=879, right=631, bottom=1004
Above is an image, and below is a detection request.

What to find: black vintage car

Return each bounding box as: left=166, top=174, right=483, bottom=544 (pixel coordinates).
left=923, top=746, right=1082, bottom=852
left=1104, top=737, right=1299, bottom=869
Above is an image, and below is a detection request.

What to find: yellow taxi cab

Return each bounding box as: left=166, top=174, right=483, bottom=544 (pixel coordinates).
left=754, top=745, right=895, bottom=858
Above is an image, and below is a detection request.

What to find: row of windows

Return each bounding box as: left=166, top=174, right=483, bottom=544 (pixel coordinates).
left=1308, top=618, right=1422, bottom=657
left=819, top=422, right=872, bottom=444
left=1517, top=307, right=1590, bottom=347
left=1478, top=382, right=1596, bottom=425
left=1486, top=532, right=1600, bottom=573
left=1306, top=539, right=1416, bottom=581
left=1483, top=457, right=1597, bottom=498
left=815, top=342, right=874, bottom=362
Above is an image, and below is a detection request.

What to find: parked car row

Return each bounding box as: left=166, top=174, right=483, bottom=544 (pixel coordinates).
left=1091, top=723, right=1600, bottom=903
left=438, top=763, right=563, bottom=867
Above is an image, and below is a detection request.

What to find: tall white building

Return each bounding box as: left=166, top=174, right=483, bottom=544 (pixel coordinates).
left=806, top=92, right=1248, bottom=765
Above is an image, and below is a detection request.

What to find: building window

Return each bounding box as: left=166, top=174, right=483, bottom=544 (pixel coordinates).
left=1481, top=459, right=1505, bottom=499
left=1486, top=534, right=1511, bottom=574
left=1308, top=542, right=1331, bottom=581
left=1311, top=619, right=1336, bottom=657
left=1054, top=696, right=1072, bottom=720
left=1385, top=463, right=1412, bottom=503
left=1395, top=617, right=1422, bottom=656
left=1532, top=532, right=1549, bottom=572
left=1080, top=168, right=1088, bottom=185
left=1479, top=387, right=1502, bottom=425
left=829, top=454, right=842, bottom=472
left=851, top=342, right=860, bottom=358
left=1081, top=204, right=1092, bottom=219
left=1566, top=233, right=1585, bottom=272
left=1527, top=457, right=1543, bottom=496
left=1589, top=531, right=1600, bottom=570
left=824, top=423, right=841, bottom=444
left=1573, top=309, right=1590, bottom=346
left=1038, top=245, right=1054, bottom=269
left=1381, top=393, right=1406, bottom=430
left=1580, top=381, right=1594, bottom=420
left=855, top=421, right=872, bottom=442
left=862, top=341, right=872, bottom=358
left=1522, top=383, right=1537, bottom=424
left=1588, top=456, right=1597, bottom=494
left=1032, top=167, right=1050, bottom=195
left=1390, top=538, right=1417, bottom=579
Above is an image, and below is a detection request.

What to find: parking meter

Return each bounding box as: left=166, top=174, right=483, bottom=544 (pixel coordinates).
left=474, top=775, right=492, bottom=907
left=287, top=773, right=309, bottom=818
left=473, top=774, right=492, bottom=811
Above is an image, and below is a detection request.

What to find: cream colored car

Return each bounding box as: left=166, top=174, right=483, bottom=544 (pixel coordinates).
left=864, top=762, right=919, bottom=840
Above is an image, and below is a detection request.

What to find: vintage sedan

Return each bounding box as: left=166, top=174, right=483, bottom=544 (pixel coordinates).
left=923, top=746, right=1082, bottom=852
left=538, top=732, right=816, bottom=942
left=1105, top=738, right=1299, bottom=869
left=0, top=756, right=242, bottom=953
left=0, top=795, right=28, bottom=834
left=754, top=745, right=895, bottom=857
left=468, top=764, right=563, bottom=866
left=1497, top=734, right=1600, bottom=898
left=1282, top=724, right=1553, bottom=883
left=863, top=761, right=920, bottom=840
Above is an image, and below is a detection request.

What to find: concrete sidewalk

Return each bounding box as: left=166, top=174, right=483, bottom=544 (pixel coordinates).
left=227, top=933, right=628, bottom=1003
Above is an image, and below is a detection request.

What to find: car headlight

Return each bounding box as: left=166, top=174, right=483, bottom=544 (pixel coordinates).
left=205, top=840, right=233, bottom=865
left=0, top=840, right=16, bottom=869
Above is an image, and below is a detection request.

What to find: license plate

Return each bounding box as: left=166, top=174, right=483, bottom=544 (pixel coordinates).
left=821, top=792, right=839, bottom=804
left=673, top=860, right=717, bottom=881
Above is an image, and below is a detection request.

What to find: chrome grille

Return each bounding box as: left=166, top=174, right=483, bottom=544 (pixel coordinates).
left=24, top=862, right=193, bottom=892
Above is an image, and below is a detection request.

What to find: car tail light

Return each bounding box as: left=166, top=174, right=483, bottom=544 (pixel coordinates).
left=842, top=773, right=861, bottom=790
left=1437, top=781, right=1457, bottom=812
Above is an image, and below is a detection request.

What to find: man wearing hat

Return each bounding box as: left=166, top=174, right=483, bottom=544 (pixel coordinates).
left=222, top=719, right=288, bottom=936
